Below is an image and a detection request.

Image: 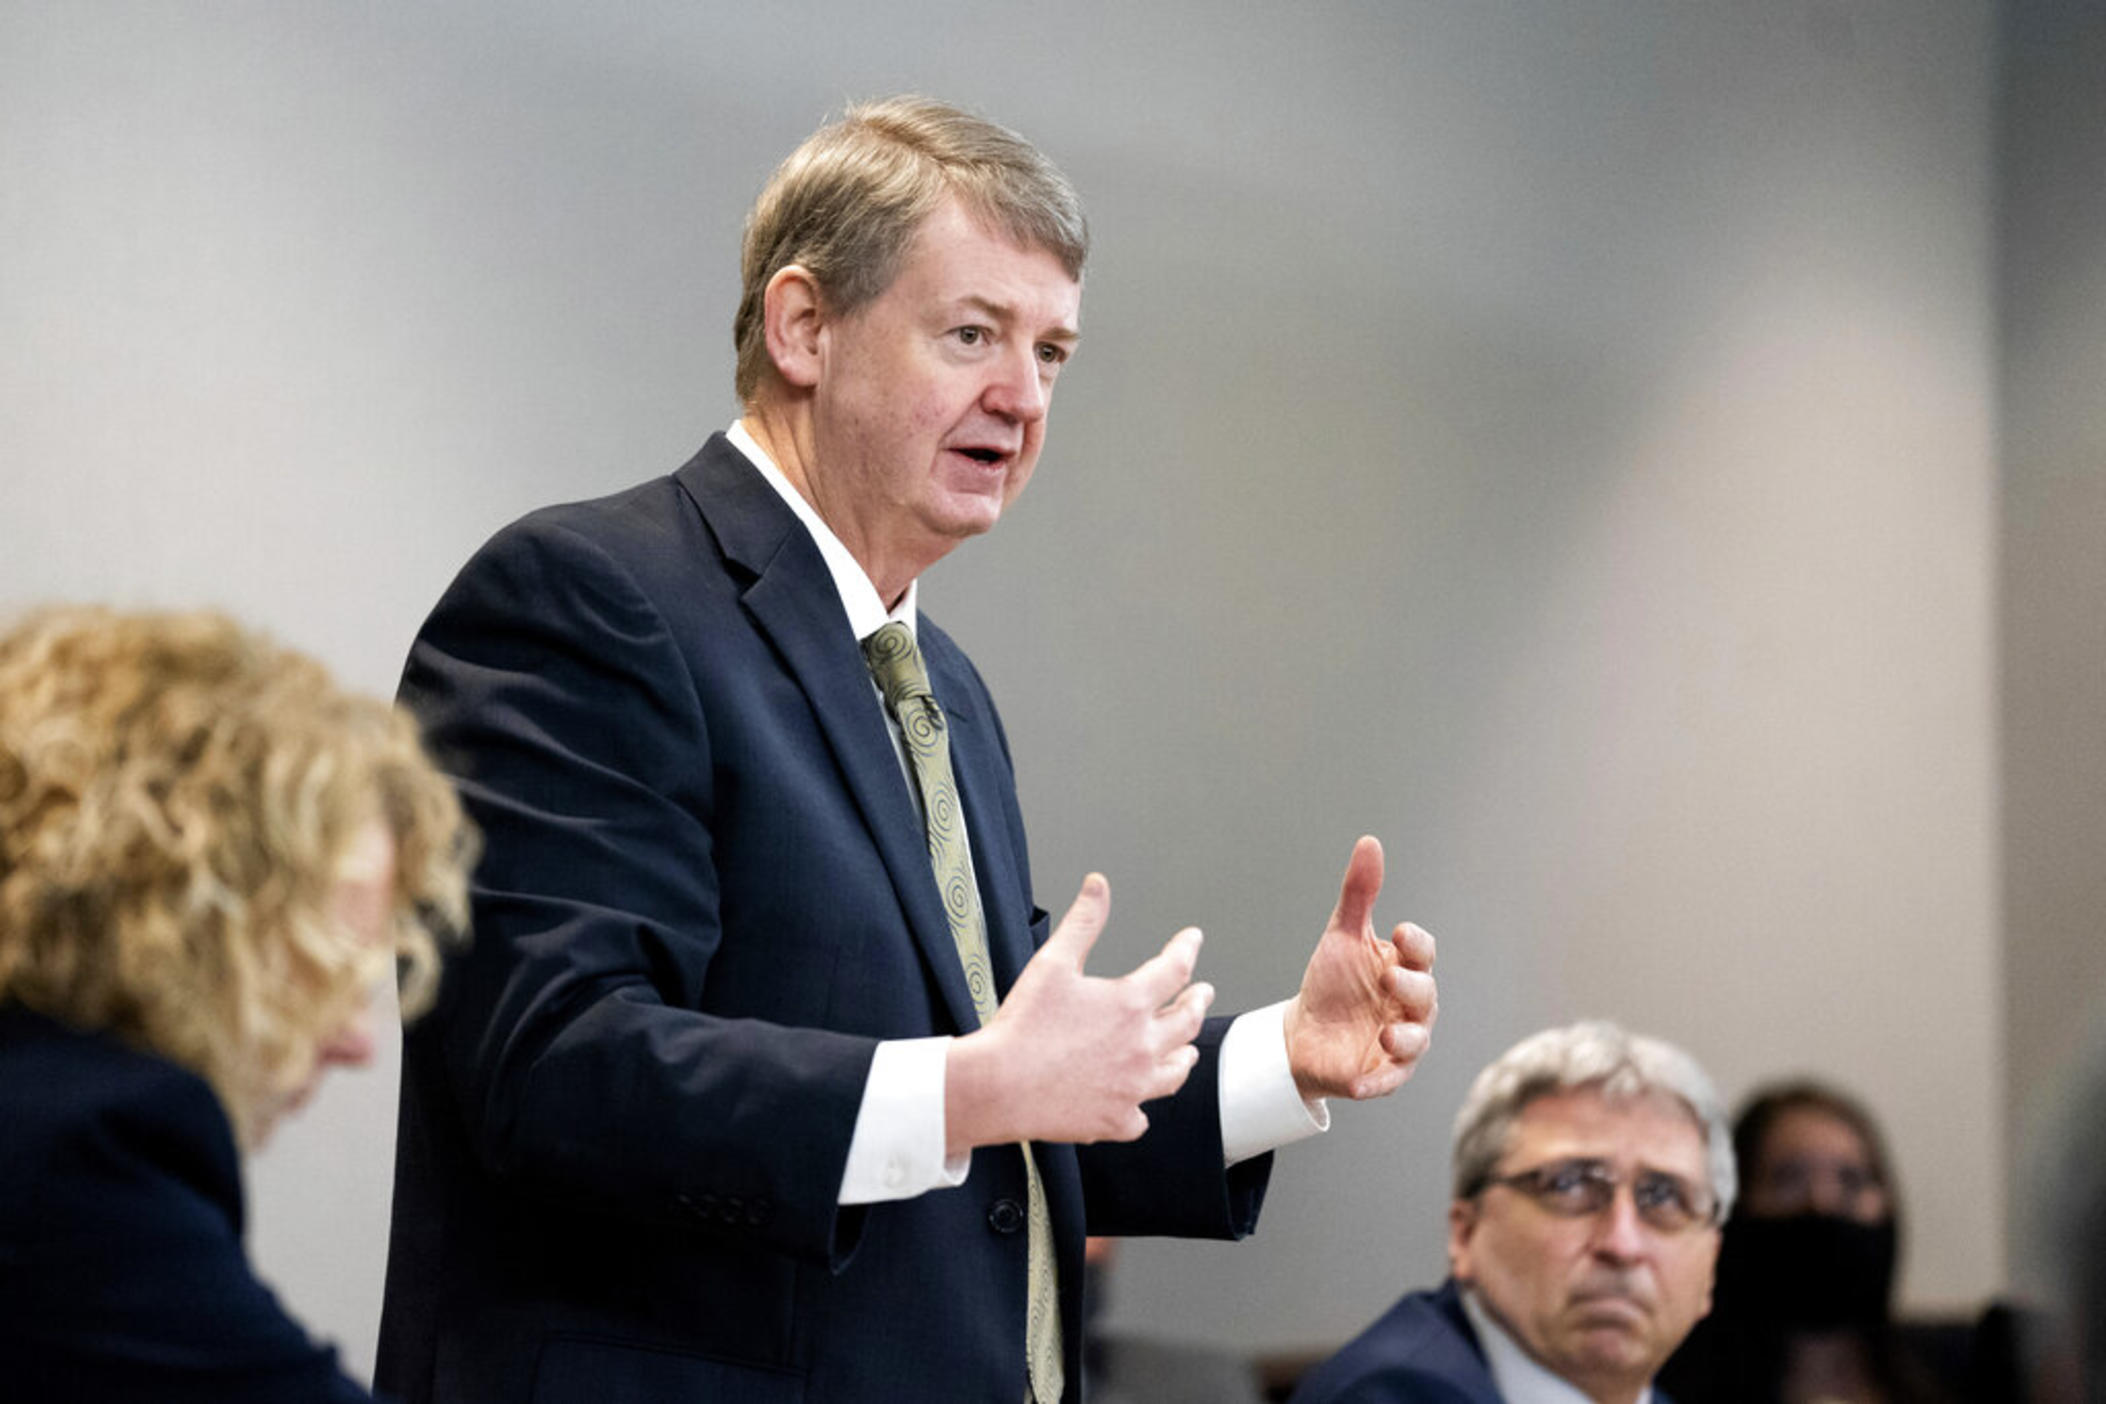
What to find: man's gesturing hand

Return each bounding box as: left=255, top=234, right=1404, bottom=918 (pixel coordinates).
left=1283, top=836, right=1438, bottom=1102
left=946, top=874, right=1213, bottom=1155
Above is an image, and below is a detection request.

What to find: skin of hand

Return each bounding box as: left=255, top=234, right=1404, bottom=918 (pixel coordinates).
left=945, top=874, right=1214, bottom=1155
left=1281, top=835, right=1438, bottom=1102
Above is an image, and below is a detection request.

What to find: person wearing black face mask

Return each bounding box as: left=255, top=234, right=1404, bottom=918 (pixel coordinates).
left=1714, top=1211, right=1899, bottom=1332
left=1656, top=1082, right=1959, bottom=1404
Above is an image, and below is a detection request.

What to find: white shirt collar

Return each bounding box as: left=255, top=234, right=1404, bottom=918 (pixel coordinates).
left=726, top=419, right=917, bottom=643
left=1459, top=1285, right=1655, bottom=1404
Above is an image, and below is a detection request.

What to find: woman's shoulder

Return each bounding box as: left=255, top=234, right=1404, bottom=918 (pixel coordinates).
left=0, top=1004, right=242, bottom=1233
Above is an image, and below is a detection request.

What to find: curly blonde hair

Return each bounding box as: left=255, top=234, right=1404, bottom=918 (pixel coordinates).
left=0, top=606, right=474, bottom=1146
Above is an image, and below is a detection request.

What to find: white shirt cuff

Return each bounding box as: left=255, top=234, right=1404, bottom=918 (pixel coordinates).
left=839, top=1036, right=971, bottom=1204
left=1219, top=999, right=1330, bottom=1167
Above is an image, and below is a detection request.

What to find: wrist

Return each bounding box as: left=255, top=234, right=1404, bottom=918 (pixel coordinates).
left=943, top=1025, right=1016, bottom=1156
left=1281, top=994, right=1317, bottom=1099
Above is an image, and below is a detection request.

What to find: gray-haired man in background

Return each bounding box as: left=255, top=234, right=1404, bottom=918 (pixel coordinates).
left=1293, top=1022, right=1733, bottom=1404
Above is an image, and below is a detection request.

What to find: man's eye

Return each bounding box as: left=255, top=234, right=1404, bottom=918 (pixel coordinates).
left=1036, top=343, right=1067, bottom=366
left=1633, top=1176, right=1686, bottom=1212
left=955, top=326, right=985, bottom=346
left=1541, top=1165, right=1593, bottom=1197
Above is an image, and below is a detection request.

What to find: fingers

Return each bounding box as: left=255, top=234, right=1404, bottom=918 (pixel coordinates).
left=1160, top=1049, right=1200, bottom=1100
left=1390, top=920, right=1435, bottom=972
left=1038, top=873, right=1112, bottom=972
left=1153, top=978, right=1215, bottom=1048
left=1348, top=1063, right=1412, bottom=1101
left=1075, top=975, right=1209, bottom=1143
left=1110, top=1107, right=1152, bottom=1141
left=1380, top=1019, right=1432, bottom=1063
left=1151, top=1038, right=1202, bottom=1093
left=1384, top=964, right=1438, bottom=1025
left=1341, top=1022, right=1433, bottom=1101
left=1125, top=926, right=1204, bottom=1008
left=1330, top=835, right=1385, bottom=938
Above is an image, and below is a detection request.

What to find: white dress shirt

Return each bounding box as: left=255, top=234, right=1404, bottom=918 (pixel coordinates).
left=723, top=421, right=1328, bottom=1205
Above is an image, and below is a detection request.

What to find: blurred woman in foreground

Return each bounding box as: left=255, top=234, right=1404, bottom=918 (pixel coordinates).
left=0, top=607, right=472, bottom=1401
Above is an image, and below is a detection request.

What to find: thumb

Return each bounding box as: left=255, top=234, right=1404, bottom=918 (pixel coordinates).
left=1040, top=873, right=1112, bottom=972
left=1330, top=835, right=1385, bottom=938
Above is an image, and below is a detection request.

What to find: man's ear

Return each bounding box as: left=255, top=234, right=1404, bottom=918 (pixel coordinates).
left=1447, top=1198, right=1478, bottom=1282
left=762, top=264, right=826, bottom=390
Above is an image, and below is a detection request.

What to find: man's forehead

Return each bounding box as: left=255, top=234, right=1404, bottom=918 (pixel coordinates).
left=1505, top=1085, right=1708, bottom=1171
left=899, top=201, right=1081, bottom=325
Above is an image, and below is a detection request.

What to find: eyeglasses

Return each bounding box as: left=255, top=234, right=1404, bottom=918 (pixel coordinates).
left=1479, top=1157, right=1718, bottom=1233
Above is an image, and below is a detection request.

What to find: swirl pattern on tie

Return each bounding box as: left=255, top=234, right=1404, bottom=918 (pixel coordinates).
left=860, top=620, right=1064, bottom=1402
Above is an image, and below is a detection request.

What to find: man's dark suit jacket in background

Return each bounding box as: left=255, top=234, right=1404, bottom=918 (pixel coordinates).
left=1287, top=1281, right=1502, bottom=1404
left=375, top=435, right=1271, bottom=1403
left=0, top=1006, right=376, bottom=1404
left=1289, top=1279, right=1690, bottom=1404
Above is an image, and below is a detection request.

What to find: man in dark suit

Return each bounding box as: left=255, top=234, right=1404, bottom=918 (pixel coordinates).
left=1290, top=1023, right=1730, bottom=1404
left=374, top=96, right=1439, bottom=1403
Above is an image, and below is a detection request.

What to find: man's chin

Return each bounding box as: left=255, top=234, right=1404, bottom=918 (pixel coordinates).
left=1560, top=1299, right=1658, bottom=1360
left=930, top=463, right=1030, bottom=532
left=925, top=495, right=1007, bottom=541
left=1560, top=1311, right=1660, bottom=1378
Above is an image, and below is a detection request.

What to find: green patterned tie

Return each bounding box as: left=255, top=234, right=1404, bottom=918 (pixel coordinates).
left=862, top=621, right=1063, bottom=1403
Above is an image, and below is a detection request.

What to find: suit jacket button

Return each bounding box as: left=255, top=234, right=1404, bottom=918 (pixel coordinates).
left=988, top=1198, right=1025, bottom=1235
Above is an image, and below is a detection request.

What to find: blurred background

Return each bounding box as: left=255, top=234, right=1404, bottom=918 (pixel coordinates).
left=4, top=0, right=2100, bottom=1382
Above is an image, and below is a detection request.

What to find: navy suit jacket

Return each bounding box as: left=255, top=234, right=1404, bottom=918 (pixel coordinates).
left=1289, top=1281, right=1501, bottom=1404
left=0, top=1006, right=375, bottom=1403
left=1292, top=1279, right=1685, bottom=1404
left=376, top=436, right=1271, bottom=1402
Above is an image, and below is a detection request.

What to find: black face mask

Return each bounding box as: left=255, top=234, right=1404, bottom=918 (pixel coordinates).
left=1713, top=1213, right=1898, bottom=1328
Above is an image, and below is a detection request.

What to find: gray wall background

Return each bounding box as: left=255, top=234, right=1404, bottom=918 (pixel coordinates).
left=1, top=0, right=2090, bottom=1383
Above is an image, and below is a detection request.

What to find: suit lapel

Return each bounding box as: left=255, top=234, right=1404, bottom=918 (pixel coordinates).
left=676, top=438, right=983, bottom=1037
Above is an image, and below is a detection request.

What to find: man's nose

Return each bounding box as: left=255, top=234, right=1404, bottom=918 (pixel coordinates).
left=982, top=347, right=1048, bottom=423
left=1590, top=1188, right=1651, bottom=1264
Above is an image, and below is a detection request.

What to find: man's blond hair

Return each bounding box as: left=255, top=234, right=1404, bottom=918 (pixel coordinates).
left=733, top=94, right=1089, bottom=402
left=0, top=606, right=474, bottom=1145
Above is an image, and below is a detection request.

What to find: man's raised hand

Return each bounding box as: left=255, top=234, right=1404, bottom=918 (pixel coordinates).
left=946, top=874, right=1212, bottom=1154
left=1282, top=836, right=1438, bottom=1102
